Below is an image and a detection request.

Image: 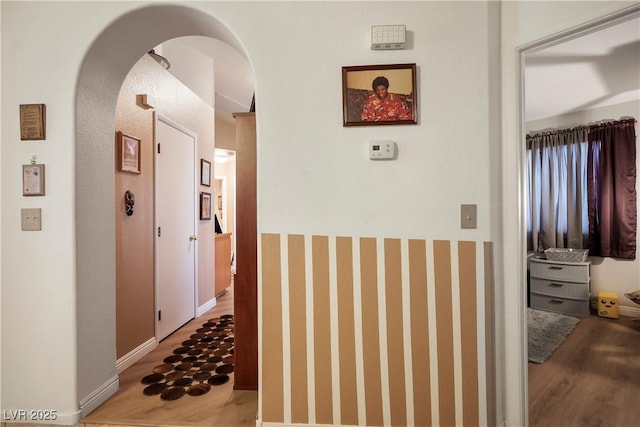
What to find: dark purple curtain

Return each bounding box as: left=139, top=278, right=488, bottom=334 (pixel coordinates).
left=587, top=119, right=637, bottom=259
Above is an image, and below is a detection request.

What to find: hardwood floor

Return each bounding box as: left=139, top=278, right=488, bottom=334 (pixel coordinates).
left=82, top=286, right=258, bottom=427
left=528, top=313, right=640, bottom=427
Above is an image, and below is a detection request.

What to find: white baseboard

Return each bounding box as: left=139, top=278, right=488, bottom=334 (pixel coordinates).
left=620, top=304, right=640, bottom=318
left=116, top=337, right=157, bottom=374
left=197, top=297, right=217, bottom=317
left=259, top=423, right=351, bottom=427
left=2, top=423, right=82, bottom=427
left=79, top=375, right=119, bottom=418
left=260, top=418, right=507, bottom=427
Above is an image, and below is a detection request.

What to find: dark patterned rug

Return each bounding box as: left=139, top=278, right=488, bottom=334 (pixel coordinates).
left=140, top=314, right=234, bottom=400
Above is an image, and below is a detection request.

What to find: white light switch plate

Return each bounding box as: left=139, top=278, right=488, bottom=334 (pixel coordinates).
left=21, top=208, right=42, bottom=231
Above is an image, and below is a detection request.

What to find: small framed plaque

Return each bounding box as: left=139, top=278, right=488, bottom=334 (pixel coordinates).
left=22, top=164, right=45, bottom=196
left=20, top=104, right=46, bottom=140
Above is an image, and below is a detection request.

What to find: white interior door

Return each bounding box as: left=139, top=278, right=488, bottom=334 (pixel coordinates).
left=155, top=115, right=197, bottom=341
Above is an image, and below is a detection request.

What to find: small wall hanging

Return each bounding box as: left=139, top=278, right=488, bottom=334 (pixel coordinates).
left=20, top=104, right=46, bottom=140
left=124, top=190, right=135, bottom=216
left=22, top=156, right=45, bottom=196
left=200, top=192, right=212, bottom=220
left=200, top=159, right=211, bottom=186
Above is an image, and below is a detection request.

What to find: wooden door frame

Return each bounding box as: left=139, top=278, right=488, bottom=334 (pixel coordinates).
left=233, top=112, right=258, bottom=390
left=507, top=6, right=640, bottom=424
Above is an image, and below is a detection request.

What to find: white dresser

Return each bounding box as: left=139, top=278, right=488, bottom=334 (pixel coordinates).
left=529, top=258, right=591, bottom=317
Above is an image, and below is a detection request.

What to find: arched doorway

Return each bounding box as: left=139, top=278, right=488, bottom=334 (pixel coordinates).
left=75, top=4, right=256, bottom=416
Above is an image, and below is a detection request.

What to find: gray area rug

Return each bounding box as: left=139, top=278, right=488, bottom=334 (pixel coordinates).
left=528, top=308, right=580, bottom=364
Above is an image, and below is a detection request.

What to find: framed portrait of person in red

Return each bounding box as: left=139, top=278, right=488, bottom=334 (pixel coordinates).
left=342, top=63, right=417, bottom=126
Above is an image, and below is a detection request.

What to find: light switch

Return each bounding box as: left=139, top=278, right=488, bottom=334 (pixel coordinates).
left=21, top=208, right=42, bottom=231
left=460, top=204, right=477, bottom=229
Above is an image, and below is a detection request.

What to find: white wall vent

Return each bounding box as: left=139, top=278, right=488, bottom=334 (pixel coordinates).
left=371, top=25, right=406, bottom=50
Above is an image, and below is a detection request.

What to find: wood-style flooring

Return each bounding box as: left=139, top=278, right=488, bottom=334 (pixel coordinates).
left=528, top=313, right=640, bottom=427
left=82, top=287, right=258, bottom=427
left=76, top=293, right=640, bottom=427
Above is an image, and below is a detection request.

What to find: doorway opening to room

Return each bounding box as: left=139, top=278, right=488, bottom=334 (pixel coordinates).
left=75, top=5, right=258, bottom=426
left=520, top=8, right=640, bottom=426
left=214, top=150, right=236, bottom=286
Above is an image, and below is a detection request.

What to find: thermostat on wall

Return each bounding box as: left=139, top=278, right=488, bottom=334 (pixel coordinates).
left=369, top=141, right=396, bottom=160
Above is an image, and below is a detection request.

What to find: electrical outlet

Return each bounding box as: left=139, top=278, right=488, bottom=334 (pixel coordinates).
left=21, top=208, right=42, bottom=231
left=460, top=204, right=477, bottom=229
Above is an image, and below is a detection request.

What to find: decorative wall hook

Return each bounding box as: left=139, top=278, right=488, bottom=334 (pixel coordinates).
left=124, top=190, right=135, bottom=216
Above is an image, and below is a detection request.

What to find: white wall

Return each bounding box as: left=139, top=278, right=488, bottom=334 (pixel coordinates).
left=246, top=1, right=499, bottom=241
left=501, top=2, right=640, bottom=426
left=1, top=1, right=500, bottom=422
left=0, top=0, right=3, bottom=415
left=527, top=100, right=640, bottom=314
left=4, top=1, right=635, bottom=425
left=2, top=1, right=91, bottom=421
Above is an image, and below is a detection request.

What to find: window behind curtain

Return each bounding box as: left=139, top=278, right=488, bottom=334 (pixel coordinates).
left=526, top=127, right=589, bottom=252
left=526, top=118, right=637, bottom=260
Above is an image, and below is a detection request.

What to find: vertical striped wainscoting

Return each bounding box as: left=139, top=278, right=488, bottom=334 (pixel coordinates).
left=260, top=234, right=495, bottom=427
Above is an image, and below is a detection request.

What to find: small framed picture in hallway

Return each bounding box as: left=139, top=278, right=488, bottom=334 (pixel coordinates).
left=200, top=192, right=212, bottom=220
left=117, top=131, right=141, bottom=174
left=200, top=159, right=211, bottom=186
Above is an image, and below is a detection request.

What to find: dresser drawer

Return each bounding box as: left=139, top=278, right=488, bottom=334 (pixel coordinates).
left=530, top=277, right=589, bottom=300
left=530, top=260, right=589, bottom=282
left=530, top=293, right=589, bottom=317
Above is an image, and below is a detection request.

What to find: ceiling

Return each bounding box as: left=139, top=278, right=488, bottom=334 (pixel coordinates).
left=181, top=36, right=255, bottom=114
left=162, top=36, right=255, bottom=123
left=525, top=15, right=640, bottom=122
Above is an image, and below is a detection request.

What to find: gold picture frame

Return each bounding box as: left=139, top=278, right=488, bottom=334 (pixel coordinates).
left=117, top=131, right=141, bottom=174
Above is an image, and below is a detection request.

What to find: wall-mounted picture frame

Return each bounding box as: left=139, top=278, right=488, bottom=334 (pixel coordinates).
left=200, top=192, right=212, bottom=220
left=342, top=63, right=417, bottom=126
left=22, top=163, right=45, bottom=196
left=20, top=104, right=46, bottom=140
left=117, top=131, right=141, bottom=174
left=200, top=159, right=211, bottom=186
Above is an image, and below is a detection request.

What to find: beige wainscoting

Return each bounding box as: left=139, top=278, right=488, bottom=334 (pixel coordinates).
left=260, top=234, right=495, bottom=426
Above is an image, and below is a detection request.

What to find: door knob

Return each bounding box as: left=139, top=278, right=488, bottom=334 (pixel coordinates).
left=189, top=235, right=197, bottom=241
